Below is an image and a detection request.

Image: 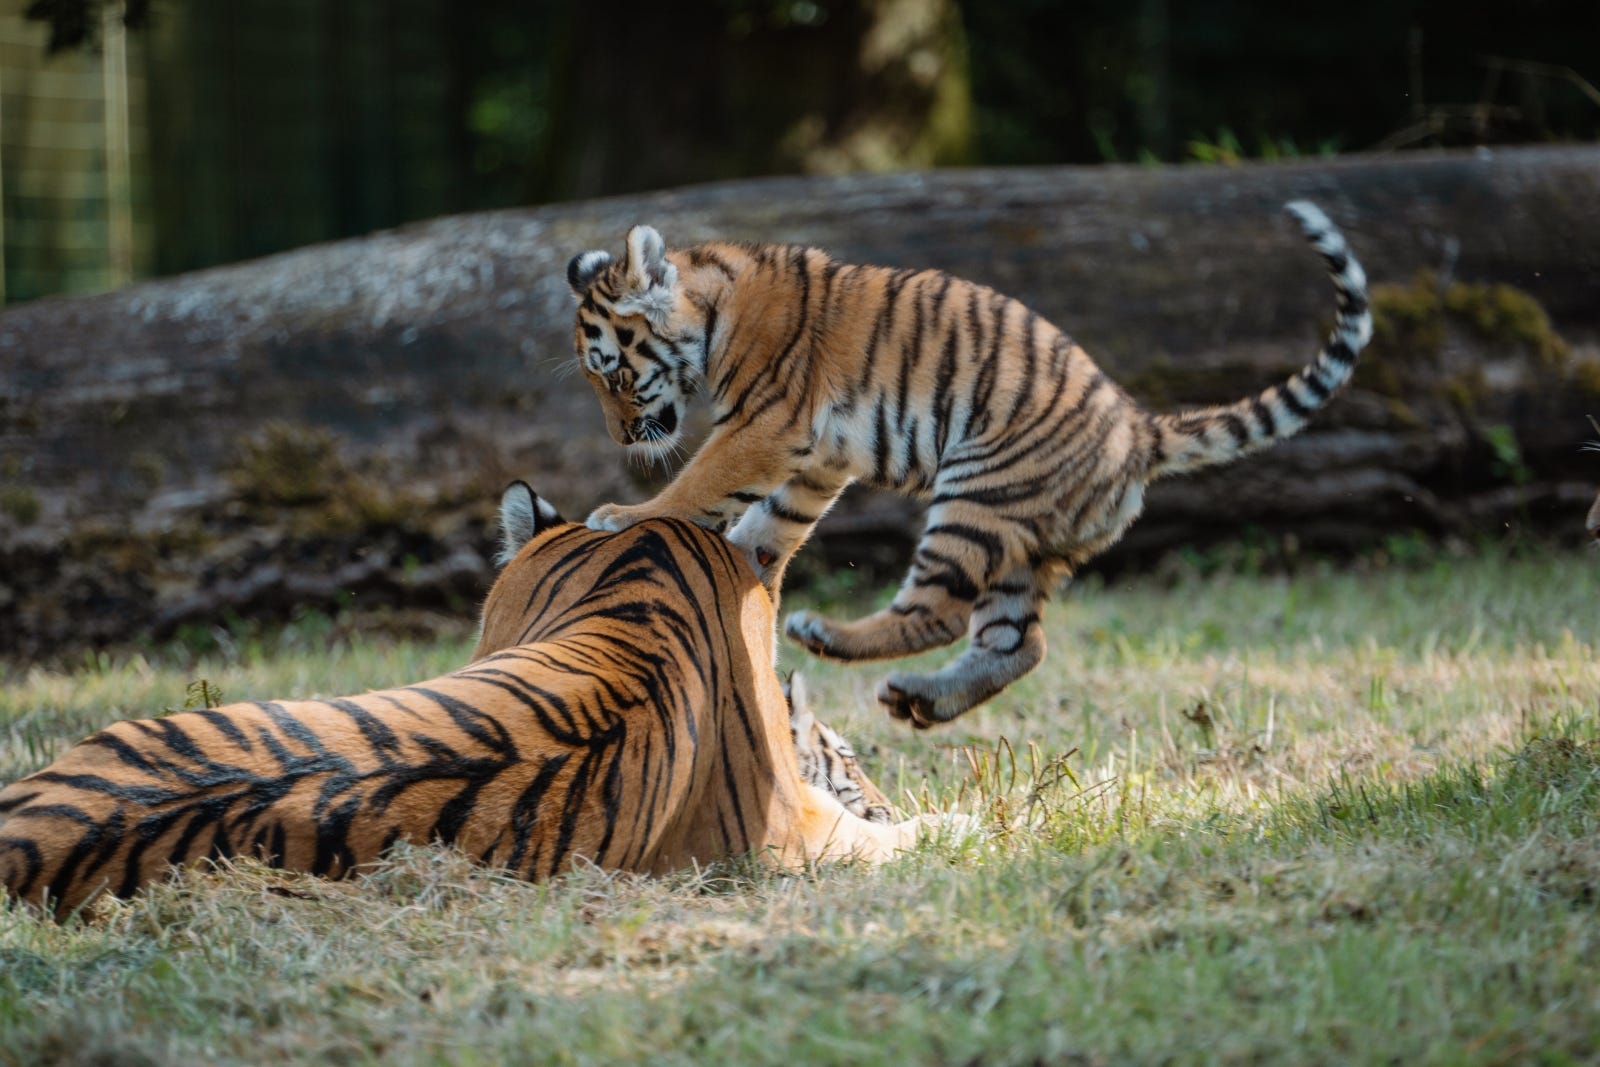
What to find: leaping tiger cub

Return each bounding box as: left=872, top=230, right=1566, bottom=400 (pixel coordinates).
left=567, top=202, right=1373, bottom=728
left=0, top=483, right=939, bottom=919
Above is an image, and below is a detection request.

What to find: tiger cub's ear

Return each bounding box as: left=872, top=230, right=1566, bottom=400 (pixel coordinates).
left=567, top=249, right=613, bottom=299
left=496, top=480, right=565, bottom=567
left=615, top=224, right=678, bottom=324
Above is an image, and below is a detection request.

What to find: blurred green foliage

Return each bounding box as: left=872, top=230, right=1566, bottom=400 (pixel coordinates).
left=18, top=0, right=1600, bottom=281
left=435, top=0, right=1600, bottom=201
left=962, top=0, right=1599, bottom=164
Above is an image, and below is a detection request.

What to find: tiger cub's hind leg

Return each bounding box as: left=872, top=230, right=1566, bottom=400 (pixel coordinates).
left=784, top=504, right=1020, bottom=663
left=878, top=565, right=1047, bottom=728
left=785, top=567, right=973, bottom=664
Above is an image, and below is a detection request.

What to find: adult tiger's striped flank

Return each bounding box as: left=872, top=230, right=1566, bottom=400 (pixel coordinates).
left=0, top=483, right=934, bottom=919
left=567, top=203, right=1373, bottom=728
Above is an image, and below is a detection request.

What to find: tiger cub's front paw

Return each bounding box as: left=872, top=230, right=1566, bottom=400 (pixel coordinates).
left=586, top=503, right=651, bottom=532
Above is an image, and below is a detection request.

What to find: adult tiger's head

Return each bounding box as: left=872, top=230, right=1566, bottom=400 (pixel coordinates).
left=566, top=225, right=703, bottom=459
left=473, top=477, right=766, bottom=662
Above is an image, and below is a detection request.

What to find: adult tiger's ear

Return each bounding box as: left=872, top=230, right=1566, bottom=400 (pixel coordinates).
left=615, top=224, right=678, bottom=325
left=567, top=249, right=613, bottom=299
left=782, top=671, right=816, bottom=733
left=496, top=480, right=565, bottom=567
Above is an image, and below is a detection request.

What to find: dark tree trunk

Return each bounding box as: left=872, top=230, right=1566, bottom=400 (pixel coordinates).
left=2, top=147, right=1598, bottom=659
left=531, top=0, right=971, bottom=201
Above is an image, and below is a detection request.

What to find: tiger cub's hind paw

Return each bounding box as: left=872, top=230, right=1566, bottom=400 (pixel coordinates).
left=784, top=610, right=844, bottom=659
left=876, top=624, right=1047, bottom=729
left=877, top=675, right=945, bottom=730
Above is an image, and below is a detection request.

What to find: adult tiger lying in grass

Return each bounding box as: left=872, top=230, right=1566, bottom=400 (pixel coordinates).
left=0, top=482, right=941, bottom=919
left=566, top=202, right=1373, bottom=728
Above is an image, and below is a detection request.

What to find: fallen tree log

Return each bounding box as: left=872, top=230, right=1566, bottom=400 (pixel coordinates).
left=2, top=146, right=1598, bottom=659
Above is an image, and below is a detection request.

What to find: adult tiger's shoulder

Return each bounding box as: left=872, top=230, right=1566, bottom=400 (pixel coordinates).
left=0, top=482, right=946, bottom=919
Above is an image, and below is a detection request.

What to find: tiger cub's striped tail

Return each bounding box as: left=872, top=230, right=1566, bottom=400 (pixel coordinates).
left=1150, top=201, right=1372, bottom=478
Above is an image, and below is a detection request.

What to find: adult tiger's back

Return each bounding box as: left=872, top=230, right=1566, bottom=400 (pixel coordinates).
left=0, top=483, right=935, bottom=918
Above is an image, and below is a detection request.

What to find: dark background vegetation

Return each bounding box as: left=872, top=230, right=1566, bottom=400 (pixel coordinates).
left=15, top=0, right=1600, bottom=284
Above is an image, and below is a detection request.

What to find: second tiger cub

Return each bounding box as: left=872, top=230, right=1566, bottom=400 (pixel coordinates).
left=567, top=203, right=1372, bottom=728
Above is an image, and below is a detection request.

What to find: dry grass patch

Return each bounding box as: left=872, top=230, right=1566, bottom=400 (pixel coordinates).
left=1, top=548, right=1598, bottom=1064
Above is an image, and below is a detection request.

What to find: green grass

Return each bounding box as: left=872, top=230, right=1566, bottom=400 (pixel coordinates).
left=2, top=549, right=1597, bottom=1065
